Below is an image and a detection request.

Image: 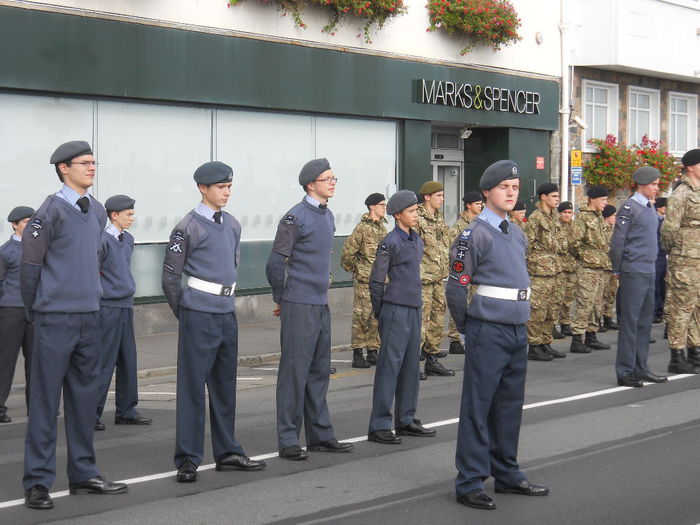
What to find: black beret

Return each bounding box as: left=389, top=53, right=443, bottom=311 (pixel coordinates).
left=462, top=191, right=483, bottom=204
left=654, top=197, right=668, bottom=209
left=557, top=201, right=573, bottom=212
left=299, top=158, right=331, bottom=186
left=602, top=204, right=617, bottom=218
left=479, top=160, right=520, bottom=190
left=194, top=161, right=233, bottom=185
left=587, top=185, right=608, bottom=198
left=7, top=206, right=34, bottom=223
left=50, top=141, right=92, bottom=165
left=633, top=166, right=660, bottom=185
left=364, top=193, right=385, bottom=206
left=512, top=200, right=526, bottom=211
left=105, top=195, right=136, bottom=213
left=537, top=182, right=559, bottom=196
left=386, top=190, right=417, bottom=215
left=681, top=149, right=700, bottom=167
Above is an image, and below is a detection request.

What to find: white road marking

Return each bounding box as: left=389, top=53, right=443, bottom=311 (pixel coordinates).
left=1, top=373, right=695, bottom=510
left=330, top=360, right=352, bottom=363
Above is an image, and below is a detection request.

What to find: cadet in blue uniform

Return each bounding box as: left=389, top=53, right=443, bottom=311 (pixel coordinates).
left=95, top=195, right=152, bottom=431
left=611, top=167, right=668, bottom=387
left=653, top=197, right=668, bottom=323
left=447, top=160, right=549, bottom=511
left=367, top=190, right=436, bottom=445
left=0, top=206, right=35, bottom=423
left=162, top=161, right=266, bottom=482
left=21, top=141, right=127, bottom=510
left=266, top=158, right=354, bottom=460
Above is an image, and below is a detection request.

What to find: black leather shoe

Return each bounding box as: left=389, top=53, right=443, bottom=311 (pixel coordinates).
left=366, top=350, right=378, bottom=366
left=69, top=475, right=128, bottom=495
left=368, top=429, right=401, bottom=445
left=307, top=439, right=354, bottom=453
left=395, top=419, right=436, bottom=437
left=542, top=343, right=566, bottom=359
left=94, top=418, right=106, bottom=431
left=457, top=489, right=496, bottom=510
left=637, top=371, right=668, bottom=383
left=216, top=454, right=266, bottom=471
left=176, top=460, right=198, bottom=482
left=495, top=480, right=549, bottom=496
left=449, top=340, right=465, bottom=354
left=0, top=411, right=11, bottom=423
left=25, top=485, right=53, bottom=510
left=115, top=414, right=152, bottom=425
left=419, top=372, right=427, bottom=380
left=329, top=367, right=337, bottom=375
left=528, top=344, right=554, bottom=361
left=617, top=374, right=643, bottom=388
left=279, top=445, right=309, bottom=460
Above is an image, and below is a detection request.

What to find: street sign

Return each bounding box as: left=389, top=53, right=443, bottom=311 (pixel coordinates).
left=571, top=166, right=583, bottom=185
left=571, top=150, right=582, bottom=167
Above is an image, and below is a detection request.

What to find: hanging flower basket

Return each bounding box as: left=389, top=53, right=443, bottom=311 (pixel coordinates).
left=426, top=0, right=521, bottom=55
left=228, top=0, right=407, bottom=43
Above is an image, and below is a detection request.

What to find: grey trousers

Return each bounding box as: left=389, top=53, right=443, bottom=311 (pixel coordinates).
left=615, top=272, right=654, bottom=379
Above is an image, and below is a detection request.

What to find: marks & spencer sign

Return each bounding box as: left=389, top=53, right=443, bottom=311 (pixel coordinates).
left=418, top=79, right=542, bottom=115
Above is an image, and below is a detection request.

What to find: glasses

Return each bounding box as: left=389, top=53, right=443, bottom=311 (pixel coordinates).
left=314, top=176, right=338, bottom=184
left=72, top=161, right=99, bottom=167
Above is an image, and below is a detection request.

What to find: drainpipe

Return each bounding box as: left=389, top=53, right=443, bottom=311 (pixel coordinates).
left=559, top=0, right=572, bottom=204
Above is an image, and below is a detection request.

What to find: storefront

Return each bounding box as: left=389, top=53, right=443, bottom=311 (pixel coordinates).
left=0, top=5, right=559, bottom=315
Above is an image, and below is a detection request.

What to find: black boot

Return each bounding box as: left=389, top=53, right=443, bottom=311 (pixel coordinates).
left=0, top=407, right=10, bottom=424
left=668, top=349, right=700, bottom=374
left=352, top=349, right=370, bottom=369
left=598, top=318, right=608, bottom=333
left=449, top=340, right=465, bottom=354
left=569, top=334, right=591, bottom=354
left=542, top=343, right=566, bottom=359
left=552, top=326, right=565, bottom=340
left=686, top=347, right=700, bottom=367
left=424, top=354, right=455, bottom=376
left=366, top=349, right=378, bottom=366
left=560, top=323, right=574, bottom=336
left=528, top=344, right=554, bottom=361
left=585, top=331, right=611, bottom=350
left=604, top=316, right=618, bottom=330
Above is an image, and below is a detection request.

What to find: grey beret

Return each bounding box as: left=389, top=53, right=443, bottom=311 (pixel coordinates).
left=557, top=201, right=573, bottom=212
left=7, top=206, right=34, bottom=223
left=602, top=204, right=617, bottom=218
left=587, top=185, right=608, bottom=198
left=386, top=190, right=418, bottom=216
left=50, top=140, right=93, bottom=165
left=633, top=166, right=661, bottom=185
left=299, top=158, right=331, bottom=187
left=682, top=149, right=700, bottom=167
left=479, top=160, right=520, bottom=190
left=105, top=195, right=136, bottom=213
left=364, top=193, right=385, bottom=206
left=193, top=161, right=233, bottom=185
left=654, top=197, right=668, bottom=209
left=462, top=191, right=483, bottom=204
left=537, top=182, right=559, bottom=196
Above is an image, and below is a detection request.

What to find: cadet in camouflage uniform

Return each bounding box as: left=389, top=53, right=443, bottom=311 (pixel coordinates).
left=341, top=193, right=388, bottom=368
left=555, top=201, right=576, bottom=336
left=445, top=191, right=483, bottom=355
left=660, top=148, right=700, bottom=373
left=569, top=185, right=612, bottom=353
left=509, top=200, right=527, bottom=228
left=524, top=183, right=563, bottom=361
left=416, top=181, right=454, bottom=378
left=599, top=205, right=619, bottom=333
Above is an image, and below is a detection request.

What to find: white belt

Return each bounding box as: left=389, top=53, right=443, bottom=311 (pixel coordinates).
left=187, top=276, right=236, bottom=297
left=476, top=285, right=530, bottom=302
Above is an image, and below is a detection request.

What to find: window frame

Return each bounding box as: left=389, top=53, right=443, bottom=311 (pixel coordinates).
left=668, top=91, right=698, bottom=156
left=627, top=86, right=660, bottom=146
left=582, top=79, right=619, bottom=152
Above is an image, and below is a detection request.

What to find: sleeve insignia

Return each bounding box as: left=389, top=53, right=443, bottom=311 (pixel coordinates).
left=460, top=230, right=472, bottom=238
left=377, top=243, right=390, bottom=255
left=172, top=231, right=185, bottom=241
left=163, top=263, right=174, bottom=272
left=31, top=219, right=43, bottom=230
left=623, top=205, right=631, bottom=210
left=456, top=249, right=466, bottom=260
left=168, top=241, right=183, bottom=253
left=459, top=275, right=471, bottom=285
left=452, top=260, right=465, bottom=273
left=283, top=215, right=296, bottom=225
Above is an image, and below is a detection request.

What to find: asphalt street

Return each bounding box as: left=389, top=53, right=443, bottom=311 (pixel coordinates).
left=1, top=320, right=700, bottom=524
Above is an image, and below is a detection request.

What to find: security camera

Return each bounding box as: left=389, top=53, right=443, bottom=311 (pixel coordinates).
left=460, top=127, right=473, bottom=140
left=571, top=115, right=588, bottom=130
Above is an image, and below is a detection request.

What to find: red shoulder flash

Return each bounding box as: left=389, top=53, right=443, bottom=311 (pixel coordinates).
left=459, top=275, right=471, bottom=285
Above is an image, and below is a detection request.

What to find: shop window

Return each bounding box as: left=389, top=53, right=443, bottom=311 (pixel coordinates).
left=582, top=79, right=619, bottom=152
left=668, top=92, right=698, bottom=155
left=628, top=87, right=659, bottom=145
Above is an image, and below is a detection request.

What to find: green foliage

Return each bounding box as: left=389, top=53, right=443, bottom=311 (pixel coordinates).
left=426, top=0, right=521, bottom=55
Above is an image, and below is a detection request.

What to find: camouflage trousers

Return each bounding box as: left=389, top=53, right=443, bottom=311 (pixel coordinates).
left=665, top=257, right=700, bottom=349
left=572, top=267, right=606, bottom=335
left=601, top=271, right=618, bottom=319
left=556, top=270, right=577, bottom=325
left=527, top=275, right=558, bottom=345
left=421, top=281, right=446, bottom=354
left=351, top=281, right=380, bottom=351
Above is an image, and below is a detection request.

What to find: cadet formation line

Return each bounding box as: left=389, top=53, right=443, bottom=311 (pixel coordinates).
left=1, top=140, right=699, bottom=512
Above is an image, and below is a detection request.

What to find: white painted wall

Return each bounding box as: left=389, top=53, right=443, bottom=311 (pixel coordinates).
left=14, top=0, right=562, bottom=77
left=573, top=0, right=700, bottom=80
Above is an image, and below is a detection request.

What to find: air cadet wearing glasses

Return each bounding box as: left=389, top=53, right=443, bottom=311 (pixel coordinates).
left=0, top=206, right=35, bottom=424
left=162, top=161, right=266, bottom=483
left=21, top=141, right=127, bottom=510
left=266, top=158, right=354, bottom=461
left=447, top=160, right=549, bottom=511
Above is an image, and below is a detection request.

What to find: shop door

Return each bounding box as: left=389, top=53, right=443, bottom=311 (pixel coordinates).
left=432, top=162, right=462, bottom=226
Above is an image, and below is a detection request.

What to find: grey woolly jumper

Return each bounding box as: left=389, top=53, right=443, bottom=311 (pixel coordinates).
left=0, top=237, right=23, bottom=307
left=99, top=230, right=136, bottom=307
left=610, top=197, right=658, bottom=274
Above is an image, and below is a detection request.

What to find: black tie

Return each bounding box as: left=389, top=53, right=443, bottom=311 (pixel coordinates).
left=647, top=202, right=652, bottom=208
left=77, top=196, right=89, bottom=214
left=213, top=211, right=222, bottom=224
left=319, top=203, right=327, bottom=210
left=499, top=220, right=509, bottom=234
left=118, top=233, right=124, bottom=242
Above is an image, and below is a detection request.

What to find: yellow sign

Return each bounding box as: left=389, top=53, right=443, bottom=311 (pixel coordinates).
left=571, top=150, right=582, bottom=167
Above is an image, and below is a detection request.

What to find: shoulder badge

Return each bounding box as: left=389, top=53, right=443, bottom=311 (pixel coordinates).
left=377, top=243, right=390, bottom=256
left=460, top=229, right=472, bottom=238
left=283, top=215, right=296, bottom=225
left=623, top=204, right=631, bottom=210
left=459, top=275, right=471, bottom=285
left=452, top=260, right=465, bottom=273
